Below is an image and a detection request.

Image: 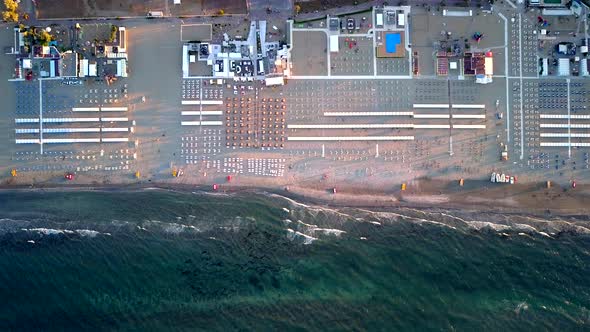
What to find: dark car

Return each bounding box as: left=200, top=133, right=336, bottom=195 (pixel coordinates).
left=347, top=18, right=355, bottom=30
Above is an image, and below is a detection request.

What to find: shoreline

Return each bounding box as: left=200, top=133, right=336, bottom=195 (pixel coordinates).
left=2, top=179, right=590, bottom=219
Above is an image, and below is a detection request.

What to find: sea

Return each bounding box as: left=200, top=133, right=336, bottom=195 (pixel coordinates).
left=0, top=189, right=588, bottom=331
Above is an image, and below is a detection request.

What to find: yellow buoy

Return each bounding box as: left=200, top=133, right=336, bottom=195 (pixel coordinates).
left=10, top=169, right=17, bottom=177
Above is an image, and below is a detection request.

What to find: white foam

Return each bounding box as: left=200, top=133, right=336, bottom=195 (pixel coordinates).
left=314, top=228, right=346, bottom=236
left=24, top=228, right=67, bottom=235
left=467, top=221, right=511, bottom=232
left=23, top=227, right=109, bottom=237
left=267, top=193, right=310, bottom=208
left=296, top=220, right=318, bottom=228
left=163, top=223, right=199, bottom=234
left=286, top=229, right=317, bottom=244
left=75, top=229, right=100, bottom=237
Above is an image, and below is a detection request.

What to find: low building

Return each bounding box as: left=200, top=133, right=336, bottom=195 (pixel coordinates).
left=463, top=51, right=493, bottom=84
left=540, top=58, right=549, bottom=76
left=265, top=76, right=284, bottom=86
left=78, top=24, right=129, bottom=79
left=528, top=0, right=568, bottom=7
left=329, top=35, right=339, bottom=53
left=182, top=20, right=291, bottom=81
left=558, top=58, right=570, bottom=76
left=580, top=58, right=589, bottom=76
left=9, top=26, right=77, bottom=80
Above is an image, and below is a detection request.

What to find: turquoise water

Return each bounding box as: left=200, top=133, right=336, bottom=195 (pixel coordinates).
left=0, top=190, right=588, bottom=331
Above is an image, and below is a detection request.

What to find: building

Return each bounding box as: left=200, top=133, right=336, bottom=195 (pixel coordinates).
left=9, top=26, right=77, bottom=80
left=329, top=35, right=339, bottom=53
left=462, top=51, right=494, bottom=84
left=528, top=0, right=568, bottom=7
left=182, top=20, right=291, bottom=81
left=540, top=58, right=549, bottom=76
left=558, top=58, right=570, bottom=76
left=580, top=58, right=589, bottom=76
left=374, top=6, right=410, bottom=59
left=78, top=26, right=128, bottom=78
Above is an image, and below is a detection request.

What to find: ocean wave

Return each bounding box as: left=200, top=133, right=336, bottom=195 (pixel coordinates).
left=23, top=228, right=75, bottom=235
left=286, top=229, right=317, bottom=245
left=143, top=220, right=201, bottom=234
left=21, top=228, right=110, bottom=237
left=273, top=194, right=590, bottom=237
left=267, top=192, right=310, bottom=208
left=290, top=220, right=346, bottom=241
left=75, top=229, right=111, bottom=237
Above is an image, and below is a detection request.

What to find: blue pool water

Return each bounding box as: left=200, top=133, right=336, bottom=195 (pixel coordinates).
left=386, top=33, right=401, bottom=53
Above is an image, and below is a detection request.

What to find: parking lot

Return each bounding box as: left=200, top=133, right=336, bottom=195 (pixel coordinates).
left=336, top=11, right=374, bottom=35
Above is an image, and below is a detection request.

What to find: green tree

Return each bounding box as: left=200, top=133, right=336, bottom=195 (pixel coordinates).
left=109, top=25, right=118, bottom=42
left=2, top=9, right=17, bottom=22
left=37, top=29, right=53, bottom=46
left=3, top=0, right=18, bottom=12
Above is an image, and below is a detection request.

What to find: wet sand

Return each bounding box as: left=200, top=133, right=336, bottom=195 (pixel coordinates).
left=3, top=174, right=590, bottom=218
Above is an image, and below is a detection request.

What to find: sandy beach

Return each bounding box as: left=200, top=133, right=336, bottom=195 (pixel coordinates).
left=4, top=173, right=590, bottom=219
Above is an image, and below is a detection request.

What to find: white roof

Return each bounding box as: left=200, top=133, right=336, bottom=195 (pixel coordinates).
left=88, top=63, right=97, bottom=76
left=79, top=59, right=88, bottom=77
left=558, top=58, right=570, bottom=76
left=265, top=76, right=284, bottom=86
left=397, top=13, right=405, bottom=26
left=542, top=58, right=549, bottom=76
left=116, top=59, right=127, bottom=77
left=329, top=35, right=339, bottom=53
left=22, top=58, right=32, bottom=69
left=484, top=57, right=493, bottom=75
left=50, top=60, right=56, bottom=77
left=542, top=8, right=573, bottom=16
left=376, top=13, right=383, bottom=26
left=580, top=59, right=589, bottom=76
